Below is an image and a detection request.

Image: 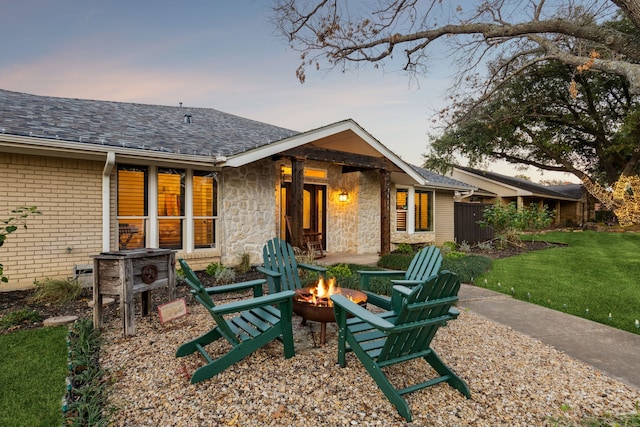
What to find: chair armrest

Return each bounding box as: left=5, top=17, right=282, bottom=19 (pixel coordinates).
left=390, top=279, right=424, bottom=287
left=298, top=262, right=328, bottom=275
left=212, top=290, right=295, bottom=316
left=391, top=285, right=413, bottom=296
left=256, top=266, right=281, bottom=278
left=389, top=285, right=413, bottom=312
left=331, top=294, right=395, bottom=331
left=204, top=279, right=265, bottom=297
left=256, top=266, right=284, bottom=293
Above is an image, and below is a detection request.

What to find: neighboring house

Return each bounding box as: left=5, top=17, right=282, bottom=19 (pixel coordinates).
left=450, top=166, right=596, bottom=227
left=0, top=89, right=470, bottom=288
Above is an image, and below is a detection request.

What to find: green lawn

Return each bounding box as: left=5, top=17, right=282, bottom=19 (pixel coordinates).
left=477, top=231, right=640, bottom=334
left=0, top=326, right=68, bottom=427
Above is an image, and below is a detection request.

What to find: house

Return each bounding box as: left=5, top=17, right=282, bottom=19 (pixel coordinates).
left=450, top=166, right=597, bottom=227
left=0, top=89, right=471, bottom=288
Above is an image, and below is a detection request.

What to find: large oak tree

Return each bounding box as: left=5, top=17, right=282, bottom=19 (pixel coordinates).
left=272, top=0, right=640, bottom=224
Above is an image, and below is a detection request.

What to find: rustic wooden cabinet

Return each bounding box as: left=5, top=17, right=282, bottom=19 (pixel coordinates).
left=92, top=249, right=176, bottom=336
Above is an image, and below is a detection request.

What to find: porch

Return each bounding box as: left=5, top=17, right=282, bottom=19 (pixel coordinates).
left=314, top=252, right=380, bottom=267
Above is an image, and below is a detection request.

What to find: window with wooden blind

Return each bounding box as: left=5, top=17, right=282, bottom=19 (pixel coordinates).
left=117, top=166, right=147, bottom=250
left=158, top=168, right=185, bottom=249
left=415, top=189, right=433, bottom=231
left=396, top=189, right=408, bottom=231
left=193, top=171, right=217, bottom=248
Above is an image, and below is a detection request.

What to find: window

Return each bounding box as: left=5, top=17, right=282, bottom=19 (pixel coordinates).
left=116, top=165, right=218, bottom=251
left=415, top=189, right=433, bottom=232
left=396, top=189, right=408, bottom=231
left=158, top=168, right=185, bottom=249
left=395, top=188, right=434, bottom=233
left=193, top=171, right=217, bottom=248
left=117, top=166, right=147, bottom=250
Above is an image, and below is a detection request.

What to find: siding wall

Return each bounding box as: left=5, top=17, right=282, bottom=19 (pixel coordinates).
left=0, top=152, right=103, bottom=288
left=434, top=191, right=455, bottom=244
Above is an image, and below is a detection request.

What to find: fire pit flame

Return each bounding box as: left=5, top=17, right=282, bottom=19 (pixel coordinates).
left=293, top=277, right=364, bottom=307
left=292, top=278, right=367, bottom=345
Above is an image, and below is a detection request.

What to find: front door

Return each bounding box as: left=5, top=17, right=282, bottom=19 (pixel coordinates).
left=281, top=183, right=326, bottom=249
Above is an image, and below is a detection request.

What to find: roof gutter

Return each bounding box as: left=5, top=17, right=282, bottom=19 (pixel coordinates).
left=102, top=152, right=116, bottom=252
left=0, top=134, right=223, bottom=168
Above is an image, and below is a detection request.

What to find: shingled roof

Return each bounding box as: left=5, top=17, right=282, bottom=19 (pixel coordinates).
left=456, top=166, right=580, bottom=200
left=410, top=164, right=474, bottom=190
left=0, top=89, right=299, bottom=157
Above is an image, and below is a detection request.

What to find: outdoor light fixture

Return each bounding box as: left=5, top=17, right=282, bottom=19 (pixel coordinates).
left=338, top=188, right=349, bottom=202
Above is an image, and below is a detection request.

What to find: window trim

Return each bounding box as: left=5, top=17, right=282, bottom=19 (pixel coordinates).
left=414, top=188, right=434, bottom=232
left=395, top=186, right=434, bottom=234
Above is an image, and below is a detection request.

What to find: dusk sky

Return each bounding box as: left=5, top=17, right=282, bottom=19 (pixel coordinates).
left=0, top=0, right=577, bottom=182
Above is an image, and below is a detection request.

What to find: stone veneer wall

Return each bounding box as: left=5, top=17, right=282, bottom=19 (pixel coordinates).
left=356, top=170, right=381, bottom=253
left=219, top=159, right=277, bottom=266
left=0, top=152, right=103, bottom=288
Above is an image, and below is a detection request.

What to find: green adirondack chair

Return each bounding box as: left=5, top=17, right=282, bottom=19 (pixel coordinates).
left=257, top=237, right=328, bottom=294
left=176, top=258, right=296, bottom=383
left=358, top=245, right=443, bottom=310
left=331, top=270, right=470, bottom=422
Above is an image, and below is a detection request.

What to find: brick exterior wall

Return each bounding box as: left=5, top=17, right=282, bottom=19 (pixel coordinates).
left=1, top=152, right=103, bottom=288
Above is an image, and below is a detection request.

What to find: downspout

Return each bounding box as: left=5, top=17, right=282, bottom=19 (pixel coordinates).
left=102, top=152, right=116, bottom=252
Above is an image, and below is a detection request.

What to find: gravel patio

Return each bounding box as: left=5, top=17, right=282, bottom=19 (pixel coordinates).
left=101, top=293, right=640, bottom=426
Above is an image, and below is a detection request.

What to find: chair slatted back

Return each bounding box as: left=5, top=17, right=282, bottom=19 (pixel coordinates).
left=178, top=258, right=240, bottom=344
left=262, top=238, right=303, bottom=293
left=404, top=245, right=442, bottom=282
left=377, top=271, right=460, bottom=363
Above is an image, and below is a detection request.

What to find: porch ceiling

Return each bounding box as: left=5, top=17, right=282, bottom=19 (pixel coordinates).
left=306, top=129, right=384, bottom=158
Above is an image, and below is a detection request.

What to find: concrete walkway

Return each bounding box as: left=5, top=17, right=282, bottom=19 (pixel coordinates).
left=458, top=284, right=640, bottom=391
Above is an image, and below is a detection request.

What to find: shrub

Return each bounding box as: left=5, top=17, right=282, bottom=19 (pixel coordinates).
left=458, top=241, right=471, bottom=252
left=378, top=253, right=413, bottom=270
left=440, top=241, right=457, bottom=255
left=442, top=254, right=492, bottom=283
left=378, top=251, right=492, bottom=284
left=0, top=309, right=42, bottom=330
left=205, top=262, right=224, bottom=276
left=30, top=278, right=83, bottom=305
left=478, top=201, right=554, bottom=246
left=214, top=267, right=236, bottom=285
left=445, top=250, right=467, bottom=259
left=477, top=240, right=494, bottom=251
left=327, top=263, right=352, bottom=278
left=393, top=243, right=414, bottom=254
left=1, top=206, right=41, bottom=283
left=237, top=252, right=251, bottom=274
left=175, top=268, right=186, bottom=286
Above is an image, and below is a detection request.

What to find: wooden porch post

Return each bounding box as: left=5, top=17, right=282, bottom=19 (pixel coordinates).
left=380, top=169, right=391, bottom=255
left=289, top=156, right=305, bottom=250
